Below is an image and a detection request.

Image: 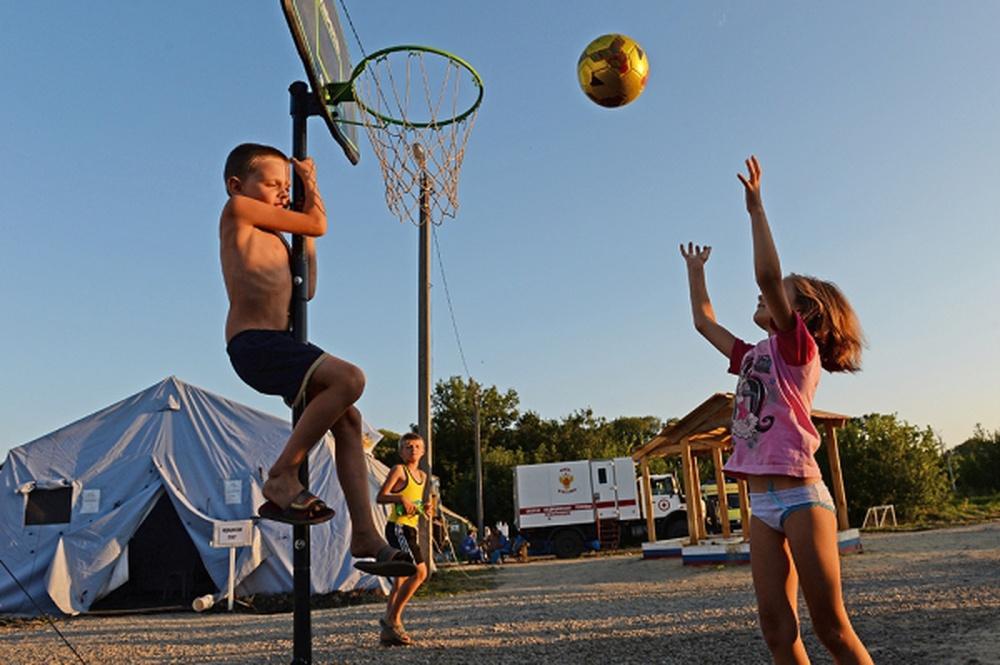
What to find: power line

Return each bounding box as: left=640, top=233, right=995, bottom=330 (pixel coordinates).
left=338, top=0, right=368, bottom=59
left=339, top=0, right=478, bottom=392
left=337, top=0, right=474, bottom=380
left=0, top=556, right=87, bottom=664
left=432, top=225, right=471, bottom=378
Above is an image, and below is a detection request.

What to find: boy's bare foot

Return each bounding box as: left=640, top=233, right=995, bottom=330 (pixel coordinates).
left=352, top=534, right=417, bottom=578
left=262, top=470, right=305, bottom=509
left=258, top=469, right=335, bottom=525
left=349, top=532, right=390, bottom=560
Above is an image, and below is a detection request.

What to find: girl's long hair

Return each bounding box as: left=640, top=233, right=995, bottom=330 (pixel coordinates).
left=785, top=274, right=865, bottom=373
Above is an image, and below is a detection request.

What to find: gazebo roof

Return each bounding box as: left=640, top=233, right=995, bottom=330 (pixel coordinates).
left=632, top=392, right=850, bottom=461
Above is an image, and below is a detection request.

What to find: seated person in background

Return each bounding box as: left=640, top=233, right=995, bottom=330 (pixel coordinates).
left=481, top=526, right=495, bottom=559
left=486, top=528, right=509, bottom=565
left=510, top=532, right=529, bottom=562
left=459, top=529, right=484, bottom=563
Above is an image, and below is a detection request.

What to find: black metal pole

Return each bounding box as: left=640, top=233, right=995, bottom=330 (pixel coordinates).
left=289, top=80, right=312, bottom=665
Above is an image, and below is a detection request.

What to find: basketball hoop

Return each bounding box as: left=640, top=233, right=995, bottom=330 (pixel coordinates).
left=343, top=45, right=484, bottom=226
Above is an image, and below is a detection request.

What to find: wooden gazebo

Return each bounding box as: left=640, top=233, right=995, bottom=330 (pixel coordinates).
left=632, top=393, right=851, bottom=545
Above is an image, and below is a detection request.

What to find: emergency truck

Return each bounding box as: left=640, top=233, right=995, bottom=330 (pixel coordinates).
left=513, top=457, right=691, bottom=558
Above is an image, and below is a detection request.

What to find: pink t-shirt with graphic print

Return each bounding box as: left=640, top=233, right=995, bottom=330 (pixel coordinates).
left=723, top=313, right=823, bottom=479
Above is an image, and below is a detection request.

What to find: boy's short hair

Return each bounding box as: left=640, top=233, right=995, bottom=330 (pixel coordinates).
left=224, top=143, right=288, bottom=189
left=398, top=432, right=424, bottom=451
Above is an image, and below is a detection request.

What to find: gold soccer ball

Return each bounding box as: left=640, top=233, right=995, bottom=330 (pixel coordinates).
left=577, top=34, right=649, bottom=108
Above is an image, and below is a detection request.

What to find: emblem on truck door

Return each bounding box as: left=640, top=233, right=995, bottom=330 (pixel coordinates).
left=558, top=468, right=576, bottom=493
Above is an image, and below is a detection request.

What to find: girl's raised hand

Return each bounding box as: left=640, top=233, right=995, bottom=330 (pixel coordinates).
left=679, top=242, right=712, bottom=268
left=737, top=155, right=763, bottom=213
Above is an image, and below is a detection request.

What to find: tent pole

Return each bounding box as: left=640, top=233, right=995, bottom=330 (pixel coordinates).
left=228, top=547, right=236, bottom=611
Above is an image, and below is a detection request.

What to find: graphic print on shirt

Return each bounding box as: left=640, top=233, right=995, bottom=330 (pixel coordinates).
left=732, top=352, right=775, bottom=447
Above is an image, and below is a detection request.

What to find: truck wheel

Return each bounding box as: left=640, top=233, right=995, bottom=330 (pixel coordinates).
left=552, top=529, right=584, bottom=559
left=665, top=517, right=688, bottom=540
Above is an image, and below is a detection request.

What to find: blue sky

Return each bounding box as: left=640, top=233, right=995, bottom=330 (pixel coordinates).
left=2, top=1, right=998, bottom=459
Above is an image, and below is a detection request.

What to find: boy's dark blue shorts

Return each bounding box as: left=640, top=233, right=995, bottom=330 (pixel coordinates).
left=226, top=329, right=329, bottom=408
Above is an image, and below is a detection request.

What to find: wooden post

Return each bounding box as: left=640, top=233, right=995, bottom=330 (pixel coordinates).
left=640, top=457, right=656, bottom=543
left=680, top=438, right=698, bottom=546
left=690, top=453, right=706, bottom=541
left=824, top=422, right=850, bottom=531
left=711, top=445, right=730, bottom=538
left=737, top=478, right=751, bottom=543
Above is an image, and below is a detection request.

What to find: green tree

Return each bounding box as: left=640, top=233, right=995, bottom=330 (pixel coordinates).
left=825, top=414, right=951, bottom=524
left=546, top=408, right=608, bottom=461
left=372, top=428, right=403, bottom=469
left=952, top=425, right=1000, bottom=495
left=430, top=376, right=520, bottom=520
left=635, top=417, right=680, bottom=477
left=606, top=416, right=664, bottom=453
left=503, top=409, right=662, bottom=465
left=480, top=446, right=529, bottom=527
left=497, top=410, right=560, bottom=461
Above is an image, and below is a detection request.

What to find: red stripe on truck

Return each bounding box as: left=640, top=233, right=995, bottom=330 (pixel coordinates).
left=519, top=498, right=637, bottom=515
left=519, top=503, right=594, bottom=515
left=595, top=499, right=637, bottom=509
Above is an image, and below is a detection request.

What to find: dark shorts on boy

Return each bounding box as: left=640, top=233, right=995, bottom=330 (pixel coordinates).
left=226, top=329, right=329, bottom=408
left=385, top=522, right=425, bottom=566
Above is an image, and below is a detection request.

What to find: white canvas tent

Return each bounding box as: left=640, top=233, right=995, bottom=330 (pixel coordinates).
left=0, top=377, right=393, bottom=616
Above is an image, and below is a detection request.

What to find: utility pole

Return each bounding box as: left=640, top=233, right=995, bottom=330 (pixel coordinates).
left=416, top=164, right=434, bottom=567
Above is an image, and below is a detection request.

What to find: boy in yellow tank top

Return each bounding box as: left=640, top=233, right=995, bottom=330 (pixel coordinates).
left=375, top=432, right=434, bottom=646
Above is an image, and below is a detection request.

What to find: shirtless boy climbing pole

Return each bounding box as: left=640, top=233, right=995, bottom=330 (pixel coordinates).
left=219, top=143, right=414, bottom=577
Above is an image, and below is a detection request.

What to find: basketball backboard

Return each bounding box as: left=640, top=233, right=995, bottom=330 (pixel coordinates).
left=281, top=0, right=361, bottom=165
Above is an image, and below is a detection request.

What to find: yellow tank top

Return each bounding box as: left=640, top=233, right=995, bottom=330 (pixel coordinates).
left=388, top=465, right=425, bottom=528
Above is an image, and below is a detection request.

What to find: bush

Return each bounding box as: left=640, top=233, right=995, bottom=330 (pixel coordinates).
left=901, top=493, right=1000, bottom=528
left=823, top=414, right=951, bottom=525
left=951, top=426, right=1000, bottom=496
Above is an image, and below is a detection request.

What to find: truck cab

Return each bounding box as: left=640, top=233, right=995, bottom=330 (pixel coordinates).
left=701, top=482, right=746, bottom=533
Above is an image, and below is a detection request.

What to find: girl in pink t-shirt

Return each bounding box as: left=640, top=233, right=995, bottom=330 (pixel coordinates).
left=680, top=156, right=871, bottom=665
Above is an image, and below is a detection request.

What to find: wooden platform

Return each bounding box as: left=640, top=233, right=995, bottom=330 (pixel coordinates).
left=682, top=536, right=751, bottom=566
left=640, top=537, right=685, bottom=559
left=837, top=528, right=863, bottom=554
left=643, top=529, right=863, bottom=565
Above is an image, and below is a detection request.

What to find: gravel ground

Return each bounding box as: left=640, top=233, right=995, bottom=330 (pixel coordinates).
left=2, top=521, right=998, bottom=664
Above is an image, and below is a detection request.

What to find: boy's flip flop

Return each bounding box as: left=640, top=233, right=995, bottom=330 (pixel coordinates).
left=257, top=490, right=335, bottom=526
left=353, top=546, right=417, bottom=578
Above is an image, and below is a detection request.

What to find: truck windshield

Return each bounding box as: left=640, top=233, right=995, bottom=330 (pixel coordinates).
left=651, top=477, right=674, bottom=495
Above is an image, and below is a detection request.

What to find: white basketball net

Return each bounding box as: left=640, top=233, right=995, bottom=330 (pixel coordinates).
left=352, top=49, right=481, bottom=226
